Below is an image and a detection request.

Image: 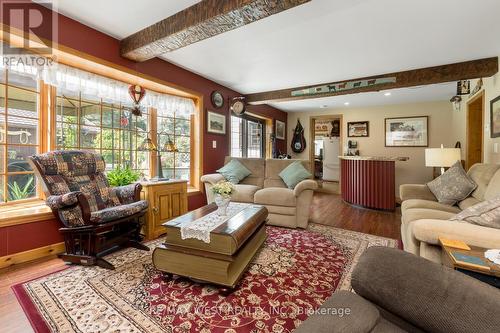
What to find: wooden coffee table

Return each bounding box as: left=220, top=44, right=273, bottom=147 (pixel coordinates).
left=152, top=203, right=268, bottom=293
left=440, top=240, right=500, bottom=288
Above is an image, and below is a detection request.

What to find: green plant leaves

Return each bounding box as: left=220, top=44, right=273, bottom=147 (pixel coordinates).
left=106, top=166, right=140, bottom=187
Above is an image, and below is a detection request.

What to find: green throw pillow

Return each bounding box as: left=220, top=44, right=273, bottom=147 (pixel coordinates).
left=217, top=159, right=252, bottom=184
left=279, top=161, right=312, bottom=189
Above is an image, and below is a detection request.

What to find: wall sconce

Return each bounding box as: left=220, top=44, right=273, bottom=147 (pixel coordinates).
left=450, top=95, right=462, bottom=112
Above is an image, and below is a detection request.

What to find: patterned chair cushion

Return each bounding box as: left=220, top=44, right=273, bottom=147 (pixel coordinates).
left=59, top=206, right=86, bottom=227
left=90, top=200, right=148, bottom=224
left=32, top=150, right=105, bottom=176
left=109, top=183, right=139, bottom=205
left=46, top=192, right=81, bottom=210
left=64, top=173, right=112, bottom=211
left=32, top=150, right=146, bottom=228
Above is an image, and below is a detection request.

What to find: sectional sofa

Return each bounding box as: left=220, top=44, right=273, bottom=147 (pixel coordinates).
left=400, top=163, right=500, bottom=263
left=201, top=157, right=318, bottom=229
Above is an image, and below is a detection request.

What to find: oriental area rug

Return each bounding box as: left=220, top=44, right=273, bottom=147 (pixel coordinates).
left=13, top=224, right=397, bottom=333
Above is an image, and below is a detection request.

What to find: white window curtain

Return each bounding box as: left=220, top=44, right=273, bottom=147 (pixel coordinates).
left=0, top=55, right=195, bottom=117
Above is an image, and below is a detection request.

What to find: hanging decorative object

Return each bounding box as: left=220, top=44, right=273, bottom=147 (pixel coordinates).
left=128, top=84, right=146, bottom=116
left=291, top=76, right=396, bottom=97
left=469, top=78, right=483, bottom=98
left=450, top=95, right=462, bottom=112
left=291, top=119, right=306, bottom=153
left=456, top=80, right=470, bottom=96
left=230, top=97, right=246, bottom=115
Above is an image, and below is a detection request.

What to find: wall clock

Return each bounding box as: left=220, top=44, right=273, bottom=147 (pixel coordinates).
left=230, top=97, right=246, bottom=115
left=211, top=91, right=224, bottom=109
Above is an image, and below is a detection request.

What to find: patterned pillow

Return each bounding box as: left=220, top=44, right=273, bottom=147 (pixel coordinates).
left=426, top=161, right=477, bottom=206
left=450, top=196, right=500, bottom=229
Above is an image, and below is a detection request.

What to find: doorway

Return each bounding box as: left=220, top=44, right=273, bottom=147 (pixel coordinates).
left=309, top=115, right=343, bottom=194
left=466, top=91, right=485, bottom=170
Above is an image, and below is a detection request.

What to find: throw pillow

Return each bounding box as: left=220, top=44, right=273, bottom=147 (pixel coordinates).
left=217, top=159, right=251, bottom=184
left=450, top=196, right=500, bottom=229
left=279, top=161, right=312, bottom=189
left=426, top=161, right=477, bottom=206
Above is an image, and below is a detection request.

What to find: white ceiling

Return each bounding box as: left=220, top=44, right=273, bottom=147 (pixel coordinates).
left=47, top=0, right=500, bottom=111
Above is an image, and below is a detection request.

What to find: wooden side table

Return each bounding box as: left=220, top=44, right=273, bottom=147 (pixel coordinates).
left=140, top=180, right=188, bottom=240
left=440, top=241, right=500, bottom=288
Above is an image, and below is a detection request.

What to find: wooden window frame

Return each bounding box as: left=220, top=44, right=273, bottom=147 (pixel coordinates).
left=0, top=71, right=45, bottom=206
left=52, top=92, right=150, bottom=174
left=0, top=26, right=204, bottom=226
left=230, top=113, right=266, bottom=159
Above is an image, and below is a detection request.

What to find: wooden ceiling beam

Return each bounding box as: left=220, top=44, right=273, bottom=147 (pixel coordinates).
left=120, top=0, right=311, bottom=62
left=245, top=57, right=499, bottom=105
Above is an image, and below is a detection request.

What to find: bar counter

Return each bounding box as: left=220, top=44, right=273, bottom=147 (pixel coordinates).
left=339, top=156, right=409, bottom=211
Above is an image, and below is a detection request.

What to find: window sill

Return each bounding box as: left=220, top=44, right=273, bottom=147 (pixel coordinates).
left=187, top=186, right=202, bottom=197
left=0, top=187, right=203, bottom=228
left=0, top=200, right=55, bottom=228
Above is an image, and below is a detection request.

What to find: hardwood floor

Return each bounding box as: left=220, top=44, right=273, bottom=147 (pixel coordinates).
left=0, top=193, right=402, bottom=332
left=310, top=192, right=402, bottom=240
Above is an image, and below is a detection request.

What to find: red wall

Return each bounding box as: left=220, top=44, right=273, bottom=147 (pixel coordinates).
left=0, top=2, right=287, bottom=256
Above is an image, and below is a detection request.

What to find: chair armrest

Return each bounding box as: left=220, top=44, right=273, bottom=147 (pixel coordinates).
left=294, top=179, right=318, bottom=197
left=294, top=291, right=379, bottom=333
left=352, top=246, right=500, bottom=333
left=46, top=192, right=83, bottom=210
left=412, top=219, right=500, bottom=249
left=400, top=184, right=437, bottom=202
left=200, top=173, right=225, bottom=185
left=110, top=183, right=142, bottom=204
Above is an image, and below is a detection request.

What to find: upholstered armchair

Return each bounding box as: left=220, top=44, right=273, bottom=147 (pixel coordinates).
left=30, top=150, right=149, bottom=269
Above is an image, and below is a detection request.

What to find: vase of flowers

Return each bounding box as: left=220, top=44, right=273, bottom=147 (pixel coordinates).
left=212, top=181, right=234, bottom=216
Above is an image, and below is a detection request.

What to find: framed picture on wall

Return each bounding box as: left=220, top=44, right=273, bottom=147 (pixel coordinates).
left=347, top=121, right=369, bottom=137
left=385, top=116, right=428, bottom=147
left=207, top=111, right=226, bottom=134
left=491, top=95, right=500, bottom=138
left=275, top=120, right=286, bottom=140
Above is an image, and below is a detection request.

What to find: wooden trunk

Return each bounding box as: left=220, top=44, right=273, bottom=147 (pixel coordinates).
left=153, top=203, right=268, bottom=288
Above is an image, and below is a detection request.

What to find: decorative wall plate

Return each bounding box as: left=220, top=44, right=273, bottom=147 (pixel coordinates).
left=211, top=91, right=224, bottom=109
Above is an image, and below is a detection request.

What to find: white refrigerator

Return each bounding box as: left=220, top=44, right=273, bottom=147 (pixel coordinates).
left=322, top=137, right=340, bottom=181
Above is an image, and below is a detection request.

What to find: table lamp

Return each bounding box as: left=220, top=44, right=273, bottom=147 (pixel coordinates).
left=425, top=144, right=461, bottom=175
left=139, top=133, right=178, bottom=181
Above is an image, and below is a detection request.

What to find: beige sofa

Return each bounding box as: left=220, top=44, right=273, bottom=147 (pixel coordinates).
left=201, top=157, right=318, bottom=229
left=400, top=163, right=500, bottom=263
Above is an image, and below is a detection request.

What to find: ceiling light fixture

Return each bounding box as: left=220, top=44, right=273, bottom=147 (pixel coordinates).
left=344, top=102, right=350, bottom=106
left=384, top=92, right=391, bottom=96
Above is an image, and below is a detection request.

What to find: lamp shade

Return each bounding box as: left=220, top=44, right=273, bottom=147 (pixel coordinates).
left=425, top=147, right=461, bottom=167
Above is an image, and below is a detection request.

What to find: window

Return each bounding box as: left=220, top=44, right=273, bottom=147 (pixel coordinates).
left=0, top=52, right=199, bottom=205
left=230, top=115, right=265, bottom=158
left=156, top=109, right=191, bottom=181
left=0, top=70, right=40, bottom=202
left=55, top=92, right=149, bottom=174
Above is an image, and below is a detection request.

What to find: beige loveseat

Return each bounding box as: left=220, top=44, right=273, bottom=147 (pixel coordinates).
left=201, top=157, right=318, bottom=229
left=400, top=163, right=500, bottom=263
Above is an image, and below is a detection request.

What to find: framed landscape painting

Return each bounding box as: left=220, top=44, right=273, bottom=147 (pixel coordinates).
left=207, top=111, right=226, bottom=134
left=491, top=95, right=500, bottom=138
left=275, top=120, right=286, bottom=140
left=385, top=116, right=428, bottom=147
left=347, top=121, right=369, bottom=137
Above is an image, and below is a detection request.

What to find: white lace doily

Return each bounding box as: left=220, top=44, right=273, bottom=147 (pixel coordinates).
left=180, top=202, right=251, bottom=243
